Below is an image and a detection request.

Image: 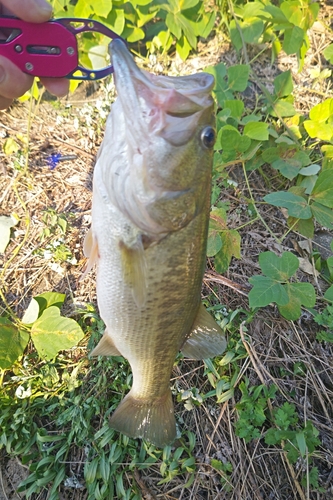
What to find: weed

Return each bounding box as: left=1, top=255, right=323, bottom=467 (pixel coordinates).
left=248, top=251, right=316, bottom=320
left=235, top=380, right=277, bottom=442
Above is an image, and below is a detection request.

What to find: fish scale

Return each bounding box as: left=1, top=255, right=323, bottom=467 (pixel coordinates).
left=84, top=39, right=227, bottom=447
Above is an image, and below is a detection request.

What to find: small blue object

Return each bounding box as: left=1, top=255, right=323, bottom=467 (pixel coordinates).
left=46, top=153, right=77, bottom=170
left=46, top=153, right=62, bottom=170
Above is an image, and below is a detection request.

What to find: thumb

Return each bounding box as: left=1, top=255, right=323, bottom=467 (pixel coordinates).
left=0, top=55, right=34, bottom=100
left=1, top=0, right=53, bottom=23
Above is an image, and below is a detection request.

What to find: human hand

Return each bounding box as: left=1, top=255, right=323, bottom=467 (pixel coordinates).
left=0, top=0, right=70, bottom=109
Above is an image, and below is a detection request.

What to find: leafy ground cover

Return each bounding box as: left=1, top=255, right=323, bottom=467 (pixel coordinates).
left=0, top=0, right=333, bottom=499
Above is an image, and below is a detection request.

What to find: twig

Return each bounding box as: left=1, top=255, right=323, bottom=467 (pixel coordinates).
left=240, top=323, right=307, bottom=500
left=204, top=271, right=249, bottom=296
left=133, top=470, right=157, bottom=500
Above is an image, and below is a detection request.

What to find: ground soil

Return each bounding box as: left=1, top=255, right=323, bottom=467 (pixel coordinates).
left=1, top=7, right=333, bottom=500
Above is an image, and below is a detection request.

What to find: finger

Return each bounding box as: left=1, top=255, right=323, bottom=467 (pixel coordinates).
left=1, top=0, right=52, bottom=23
left=0, top=96, right=13, bottom=110
left=40, top=77, right=70, bottom=97
left=0, top=56, right=34, bottom=99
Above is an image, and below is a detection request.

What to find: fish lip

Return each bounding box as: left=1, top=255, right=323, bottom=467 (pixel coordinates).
left=109, top=39, right=150, bottom=85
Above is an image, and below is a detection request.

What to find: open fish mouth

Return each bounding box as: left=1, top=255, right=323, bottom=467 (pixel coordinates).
left=109, top=38, right=215, bottom=146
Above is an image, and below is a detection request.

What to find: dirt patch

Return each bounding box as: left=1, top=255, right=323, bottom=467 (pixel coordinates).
left=0, top=456, right=28, bottom=500
left=0, top=17, right=333, bottom=500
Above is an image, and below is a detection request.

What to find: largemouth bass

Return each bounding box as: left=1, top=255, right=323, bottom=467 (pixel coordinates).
left=84, top=39, right=226, bottom=447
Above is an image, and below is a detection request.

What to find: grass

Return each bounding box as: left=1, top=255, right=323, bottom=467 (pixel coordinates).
left=1, top=14, right=333, bottom=500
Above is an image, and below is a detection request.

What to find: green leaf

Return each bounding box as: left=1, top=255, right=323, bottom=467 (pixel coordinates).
left=311, top=202, right=333, bottom=229
left=224, top=99, right=244, bottom=120
left=126, top=27, right=145, bottom=43
left=241, top=19, right=264, bottom=44
left=74, top=0, right=92, bottom=17
left=259, top=251, right=299, bottom=281
left=181, top=0, right=200, bottom=9
left=323, top=43, right=333, bottom=64
left=264, top=147, right=310, bottom=179
left=270, top=99, right=296, bottom=117
left=85, top=458, right=99, bottom=484
left=278, top=292, right=301, bottom=320
left=248, top=276, right=289, bottom=308
left=243, top=1, right=266, bottom=19
left=205, top=63, right=233, bottom=106
left=296, top=432, right=307, bottom=456
left=207, top=231, right=222, bottom=257
left=0, top=215, right=18, bottom=253
left=324, top=285, right=333, bottom=301
left=229, top=20, right=242, bottom=51
left=166, top=12, right=182, bottom=39
left=290, top=282, right=316, bottom=307
left=263, top=4, right=289, bottom=23
left=219, top=126, right=251, bottom=152
left=93, top=0, right=112, bottom=18
left=3, top=137, right=20, bottom=155
left=31, top=307, right=84, bottom=360
left=272, top=159, right=301, bottom=180
left=264, top=191, right=312, bottom=219
left=283, top=26, right=304, bottom=55
left=176, top=35, right=192, bottom=60
left=175, top=13, right=198, bottom=49
left=303, top=120, right=333, bottom=142
left=299, top=164, right=320, bottom=176
left=0, top=318, right=30, bottom=369
left=210, top=207, right=227, bottom=230
left=227, top=65, right=250, bottom=91
left=105, top=9, right=125, bottom=35
left=198, top=11, right=216, bottom=39
left=34, top=292, right=66, bottom=315
left=287, top=216, right=314, bottom=238
left=205, top=63, right=227, bottom=87
left=312, top=171, right=333, bottom=208
left=278, top=282, right=316, bottom=320
left=274, top=70, right=293, bottom=97
left=309, top=98, right=333, bottom=122
left=214, top=230, right=241, bottom=273
left=244, top=122, right=269, bottom=141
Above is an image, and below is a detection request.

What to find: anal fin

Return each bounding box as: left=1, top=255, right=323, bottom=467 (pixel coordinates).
left=109, top=389, right=176, bottom=448
left=181, top=303, right=227, bottom=359
left=90, top=329, right=122, bottom=357
left=119, top=238, right=147, bottom=308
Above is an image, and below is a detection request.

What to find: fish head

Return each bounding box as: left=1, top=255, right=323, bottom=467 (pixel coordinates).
left=97, top=39, right=216, bottom=236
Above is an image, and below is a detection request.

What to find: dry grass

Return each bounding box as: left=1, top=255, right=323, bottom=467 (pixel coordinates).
left=1, top=13, right=333, bottom=500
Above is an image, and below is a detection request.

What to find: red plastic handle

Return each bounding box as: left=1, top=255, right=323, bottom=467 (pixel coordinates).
left=0, top=17, right=78, bottom=78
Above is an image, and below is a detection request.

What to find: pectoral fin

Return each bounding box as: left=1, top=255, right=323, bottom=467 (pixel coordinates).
left=90, top=329, right=122, bottom=357
left=119, top=238, right=147, bottom=309
left=181, top=304, right=227, bottom=359
left=82, top=228, right=99, bottom=278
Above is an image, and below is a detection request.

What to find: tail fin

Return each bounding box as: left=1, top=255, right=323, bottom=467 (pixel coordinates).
left=109, top=389, right=176, bottom=448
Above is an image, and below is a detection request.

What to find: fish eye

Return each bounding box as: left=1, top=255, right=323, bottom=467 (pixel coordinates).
left=201, top=126, right=216, bottom=149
